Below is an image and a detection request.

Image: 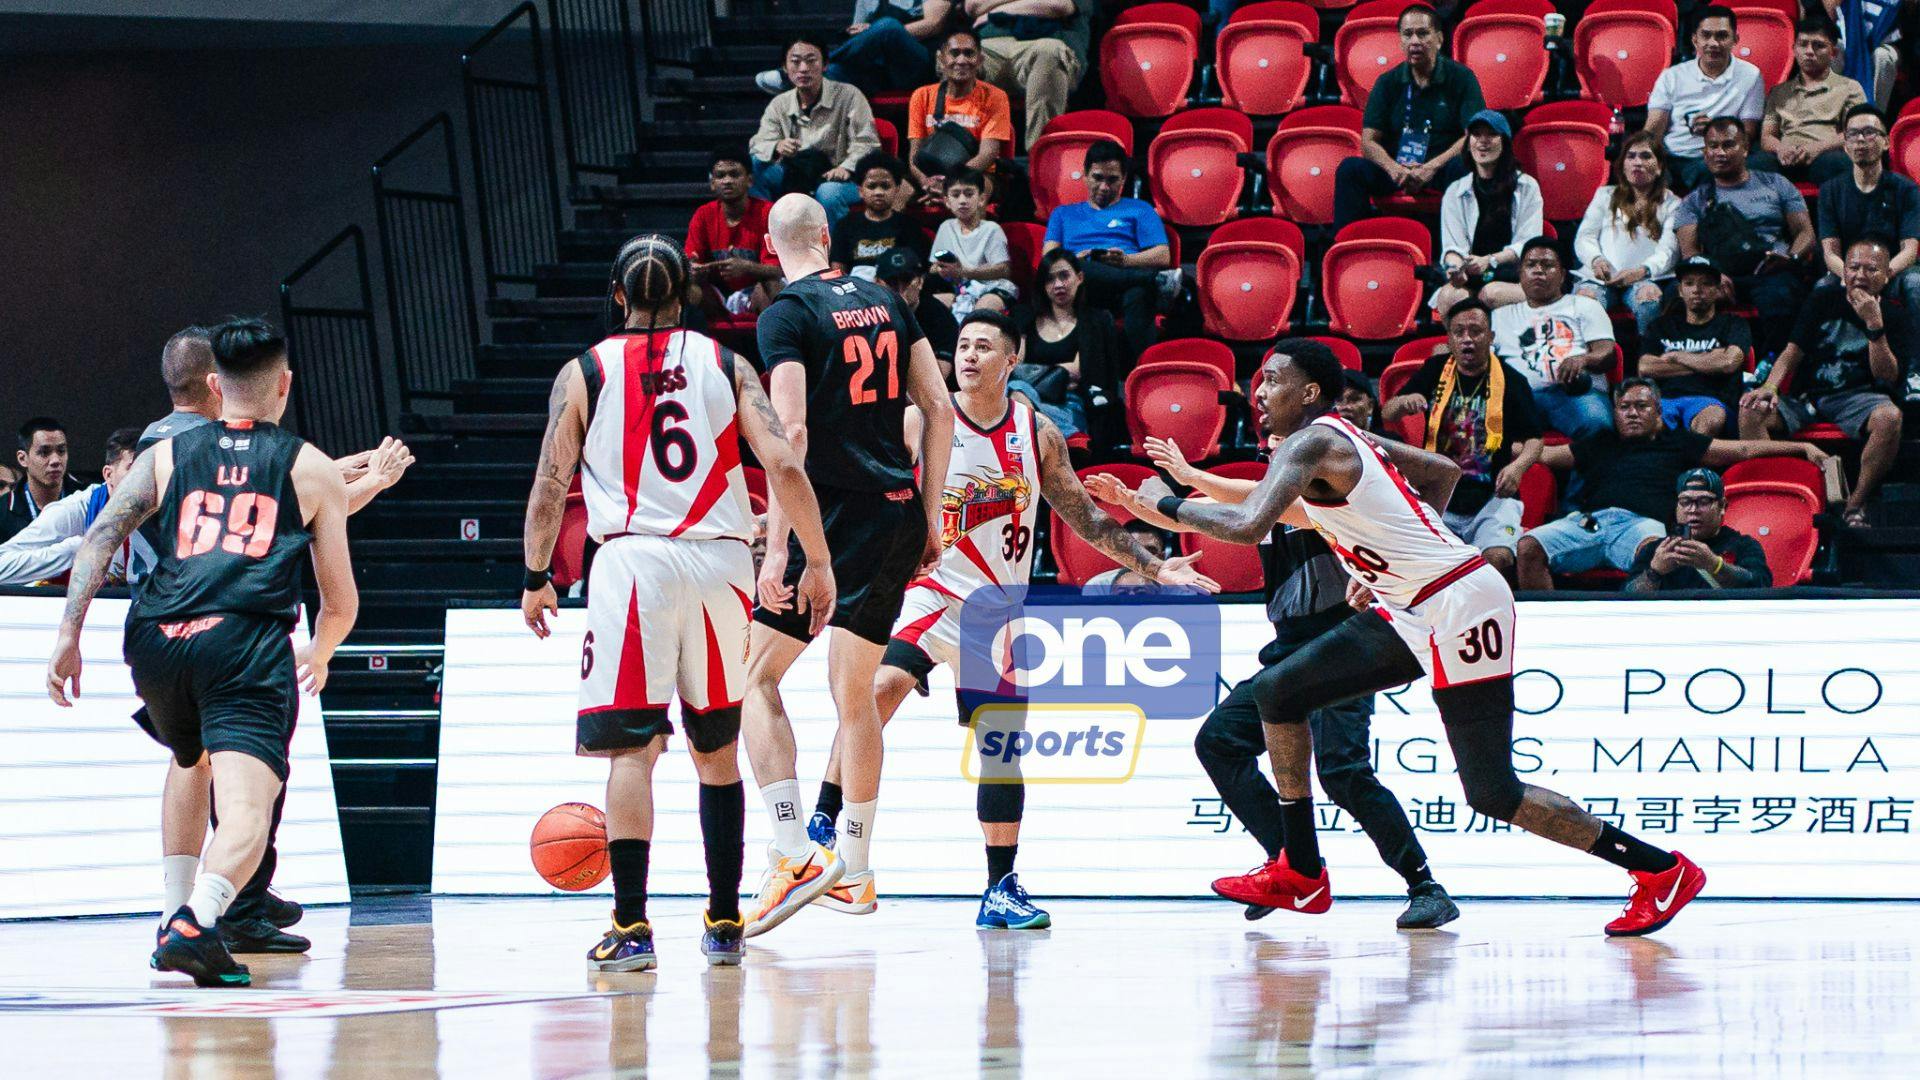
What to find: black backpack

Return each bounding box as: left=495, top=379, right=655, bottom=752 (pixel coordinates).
left=1696, top=181, right=1770, bottom=278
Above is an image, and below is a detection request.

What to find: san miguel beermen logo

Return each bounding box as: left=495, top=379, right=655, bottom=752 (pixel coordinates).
left=940, top=470, right=1032, bottom=549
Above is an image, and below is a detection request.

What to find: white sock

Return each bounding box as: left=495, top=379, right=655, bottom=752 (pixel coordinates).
left=838, top=799, right=877, bottom=875
left=760, top=780, right=809, bottom=857
left=162, top=855, right=198, bottom=920
left=187, top=873, right=236, bottom=928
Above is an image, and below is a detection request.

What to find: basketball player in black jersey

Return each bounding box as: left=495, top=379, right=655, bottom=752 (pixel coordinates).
left=740, top=193, right=955, bottom=936
left=48, top=318, right=359, bottom=986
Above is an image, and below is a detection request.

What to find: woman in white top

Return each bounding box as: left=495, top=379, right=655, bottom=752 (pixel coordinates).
left=1429, top=110, right=1544, bottom=319
left=1572, top=131, right=1680, bottom=338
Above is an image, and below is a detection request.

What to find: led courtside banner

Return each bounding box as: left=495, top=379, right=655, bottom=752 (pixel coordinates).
left=0, top=595, right=349, bottom=919
left=435, top=600, right=1920, bottom=898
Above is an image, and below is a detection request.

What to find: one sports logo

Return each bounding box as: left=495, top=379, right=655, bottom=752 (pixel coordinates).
left=962, top=704, right=1145, bottom=785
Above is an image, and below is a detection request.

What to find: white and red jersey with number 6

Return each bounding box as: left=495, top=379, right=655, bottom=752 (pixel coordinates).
left=576, top=328, right=753, bottom=545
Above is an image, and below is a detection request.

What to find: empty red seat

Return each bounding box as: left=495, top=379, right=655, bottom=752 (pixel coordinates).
left=1100, top=3, right=1201, bottom=118
left=1892, top=114, right=1920, bottom=182
left=1264, top=105, right=1364, bottom=226
left=1137, top=337, right=1239, bottom=386
left=1198, top=217, right=1305, bottom=340
left=1179, top=530, right=1266, bottom=592
left=1053, top=463, right=1158, bottom=585
left=1453, top=11, right=1550, bottom=111
left=873, top=117, right=899, bottom=158
left=1468, top=0, right=1555, bottom=15
left=1376, top=357, right=1429, bottom=442
left=1723, top=480, right=1821, bottom=585
left=1216, top=1, right=1319, bottom=117
left=1148, top=108, right=1254, bottom=227
left=1028, top=111, right=1134, bottom=221
left=1731, top=8, right=1794, bottom=86
left=1574, top=9, right=1674, bottom=109
left=1124, top=360, right=1232, bottom=461
left=1322, top=218, right=1430, bottom=340
left=1333, top=0, right=1422, bottom=108
left=1515, top=117, right=1612, bottom=220
left=1002, top=221, right=1046, bottom=297
left=1309, top=335, right=1366, bottom=372
left=1390, top=334, right=1447, bottom=369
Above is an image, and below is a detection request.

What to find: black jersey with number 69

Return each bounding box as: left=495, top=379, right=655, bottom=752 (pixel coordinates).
left=756, top=269, right=927, bottom=492
left=130, top=420, right=312, bottom=627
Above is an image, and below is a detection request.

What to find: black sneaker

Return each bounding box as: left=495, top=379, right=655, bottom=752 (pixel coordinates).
left=155, top=907, right=251, bottom=987
left=1396, top=881, right=1460, bottom=930
left=1243, top=903, right=1275, bottom=921
left=219, top=916, right=312, bottom=954
left=262, top=890, right=303, bottom=929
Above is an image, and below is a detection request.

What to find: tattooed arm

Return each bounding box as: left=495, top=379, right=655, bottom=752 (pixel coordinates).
left=522, top=359, right=587, bottom=638
left=47, top=444, right=164, bottom=705
left=1153, top=425, right=1346, bottom=546
left=735, top=354, right=835, bottom=635
left=1035, top=415, right=1220, bottom=591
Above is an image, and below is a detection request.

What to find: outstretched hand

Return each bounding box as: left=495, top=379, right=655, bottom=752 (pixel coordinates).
left=1153, top=552, right=1220, bottom=593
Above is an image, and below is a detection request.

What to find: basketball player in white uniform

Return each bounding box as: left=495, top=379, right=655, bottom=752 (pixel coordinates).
left=801, top=311, right=1218, bottom=926
left=521, top=235, right=835, bottom=970
left=1114, top=338, right=1707, bottom=938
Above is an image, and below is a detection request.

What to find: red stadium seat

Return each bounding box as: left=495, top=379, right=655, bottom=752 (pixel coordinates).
left=1586, top=0, right=1679, bottom=31
left=1124, top=360, right=1232, bottom=461
left=1100, top=3, right=1202, bottom=118
left=1892, top=114, right=1920, bottom=182
left=1723, top=480, right=1821, bottom=585
left=1469, top=0, right=1555, bottom=15
left=1723, top=456, right=1827, bottom=507
left=1735, top=0, right=1798, bottom=25
left=1052, top=463, right=1158, bottom=585
left=1376, top=357, right=1428, bottom=441
left=1518, top=462, right=1558, bottom=527
left=1391, top=334, right=1447, bottom=369
left=1574, top=9, right=1675, bottom=109
left=1137, top=338, right=1239, bottom=386
left=1028, top=111, right=1135, bottom=221
left=1515, top=118, right=1612, bottom=220
left=1197, top=217, right=1305, bottom=340
left=1264, top=105, right=1364, bottom=226
left=1309, top=336, right=1366, bottom=372
left=1731, top=8, right=1794, bottom=87
left=1216, top=1, right=1319, bottom=117
left=551, top=492, right=589, bottom=589
left=1003, top=221, right=1046, bottom=297
left=874, top=117, right=898, bottom=158
left=1178, top=530, right=1267, bottom=592
left=1333, top=0, right=1423, bottom=108
left=1148, top=108, right=1255, bottom=227
left=1322, top=220, right=1429, bottom=339
left=1453, top=12, right=1550, bottom=111
left=1336, top=215, right=1432, bottom=258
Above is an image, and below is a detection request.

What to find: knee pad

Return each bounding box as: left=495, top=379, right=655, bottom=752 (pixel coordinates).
left=1251, top=664, right=1309, bottom=726
left=1457, top=754, right=1525, bottom=822
left=976, top=779, right=1025, bottom=824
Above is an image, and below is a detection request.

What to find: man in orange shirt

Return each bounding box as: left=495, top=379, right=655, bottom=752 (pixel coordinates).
left=907, top=30, right=1012, bottom=205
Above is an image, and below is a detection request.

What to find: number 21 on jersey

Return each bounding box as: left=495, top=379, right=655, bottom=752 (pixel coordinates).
left=843, top=329, right=900, bottom=405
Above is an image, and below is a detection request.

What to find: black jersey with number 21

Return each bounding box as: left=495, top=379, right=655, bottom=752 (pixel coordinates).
left=130, top=420, right=313, bottom=627
left=756, top=269, right=927, bottom=492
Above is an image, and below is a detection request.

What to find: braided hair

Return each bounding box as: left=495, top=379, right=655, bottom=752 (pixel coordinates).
left=604, top=233, right=692, bottom=333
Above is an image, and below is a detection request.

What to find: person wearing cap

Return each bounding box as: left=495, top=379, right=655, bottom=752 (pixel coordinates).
left=1644, top=6, right=1766, bottom=191
left=876, top=246, right=960, bottom=374
left=1626, top=469, right=1774, bottom=591
left=1333, top=369, right=1383, bottom=435
left=1639, top=254, right=1752, bottom=436
left=1516, top=377, right=1827, bottom=590
left=1333, top=3, right=1486, bottom=230
left=1383, top=298, right=1544, bottom=580
left=1739, top=234, right=1912, bottom=528
left=1429, top=110, right=1543, bottom=318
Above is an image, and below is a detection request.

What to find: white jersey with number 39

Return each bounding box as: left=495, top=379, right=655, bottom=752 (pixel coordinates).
left=919, top=397, right=1041, bottom=601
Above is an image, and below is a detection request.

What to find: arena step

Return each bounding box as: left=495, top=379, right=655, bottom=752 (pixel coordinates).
left=571, top=180, right=712, bottom=206
left=405, top=412, right=545, bottom=437
left=571, top=203, right=703, bottom=233
left=353, top=498, right=530, bottom=541
left=336, top=805, right=433, bottom=889
left=533, top=260, right=614, bottom=298
left=450, top=377, right=550, bottom=413
left=323, top=708, right=441, bottom=760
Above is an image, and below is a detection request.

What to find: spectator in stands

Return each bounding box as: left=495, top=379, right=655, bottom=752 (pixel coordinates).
left=1023, top=248, right=1124, bottom=446
left=0, top=460, right=25, bottom=543
left=830, top=152, right=929, bottom=279
left=1740, top=235, right=1912, bottom=528
left=1626, top=468, right=1774, bottom=590
left=907, top=30, right=1012, bottom=204
left=1490, top=239, right=1618, bottom=439
left=1674, top=118, right=1816, bottom=359
left=877, top=247, right=961, bottom=369
left=1819, top=105, right=1920, bottom=316
left=1754, top=19, right=1867, bottom=186
left=686, top=148, right=780, bottom=320
left=1827, top=0, right=1903, bottom=111
left=1382, top=299, right=1544, bottom=578
left=1335, top=370, right=1382, bottom=434
left=0, top=427, right=142, bottom=586
left=748, top=37, right=880, bottom=226
left=1041, top=141, right=1182, bottom=364
left=931, top=169, right=1016, bottom=318
left=1333, top=4, right=1485, bottom=231
left=7, top=417, right=80, bottom=527
left=1640, top=255, right=1752, bottom=436
left=1573, top=133, right=1681, bottom=340
left=1646, top=7, right=1765, bottom=191
left=1429, top=110, right=1542, bottom=317
left=968, top=0, right=1092, bottom=153
left=1517, top=378, right=1827, bottom=588
left=756, top=0, right=954, bottom=97
left=1084, top=521, right=1169, bottom=594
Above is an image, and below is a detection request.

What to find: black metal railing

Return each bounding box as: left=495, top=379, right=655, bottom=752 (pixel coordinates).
left=638, top=0, right=713, bottom=89
left=279, top=226, right=388, bottom=456
left=464, top=2, right=563, bottom=297
left=372, top=112, right=479, bottom=409
left=548, top=0, right=645, bottom=181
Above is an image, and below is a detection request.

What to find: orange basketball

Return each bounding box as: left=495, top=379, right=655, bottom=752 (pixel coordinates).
left=531, top=802, right=609, bottom=891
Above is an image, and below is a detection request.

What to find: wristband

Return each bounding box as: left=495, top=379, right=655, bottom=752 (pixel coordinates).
left=523, top=567, right=552, bottom=591
left=1712, top=555, right=1725, bottom=576
left=1866, top=324, right=1887, bottom=342
left=1156, top=495, right=1187, bottom=522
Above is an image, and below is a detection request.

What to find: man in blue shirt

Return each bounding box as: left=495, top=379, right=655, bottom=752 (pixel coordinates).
left=1042, top=140, right=1182, bottom=363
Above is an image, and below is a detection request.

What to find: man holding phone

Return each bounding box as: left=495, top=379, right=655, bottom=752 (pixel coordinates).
left=1041, top=140, right=1182, bottom=364
left=1627, top=469, right=1773, bottom=591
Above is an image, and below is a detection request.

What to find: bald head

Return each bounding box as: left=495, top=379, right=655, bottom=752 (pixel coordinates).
left=162, top=326, right=218, bottom=410
left=767, top=194, right=830, bottom=271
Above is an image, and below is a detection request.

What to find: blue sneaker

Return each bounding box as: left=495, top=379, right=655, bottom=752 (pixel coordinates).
left=701, top=912, right=745, bottom=967
left=807, top=811, right=837, bottom=849
left=587, top=916, right=656, bottom=972
left=976, top=872, right=1051, bottom=930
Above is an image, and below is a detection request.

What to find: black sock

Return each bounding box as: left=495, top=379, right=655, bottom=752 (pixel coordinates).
left=1279, top=798, right=1322, bottom=877
left=1588, top=824, right=1679, bottom=874
left=1403, top=862, right=1436, bottom=890
left=700, top=781, right=746, bottom=922
left=815, top=781, right=844, bottom=823
left=986, top=844, right=1018, bottom=887
left=608, top=838, right=650, bottom=927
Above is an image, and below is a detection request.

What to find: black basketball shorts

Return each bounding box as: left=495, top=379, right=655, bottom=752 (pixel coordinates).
left=124, top=612, right=299, bottom=780
left=754, top=482, right=928, bottom=646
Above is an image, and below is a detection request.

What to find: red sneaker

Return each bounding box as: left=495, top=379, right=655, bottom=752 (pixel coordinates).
left=1211, top=852, right=1332, bottom=914
left=1604, top=851, right=1706, bottom=937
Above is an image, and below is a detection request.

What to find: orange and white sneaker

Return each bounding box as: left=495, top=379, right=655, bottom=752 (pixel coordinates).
left=744, top=841, right=843, bottom=938
left=1605, top=851, right=1706, bottom=937
left=813, top=869, right=878, bottom=914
